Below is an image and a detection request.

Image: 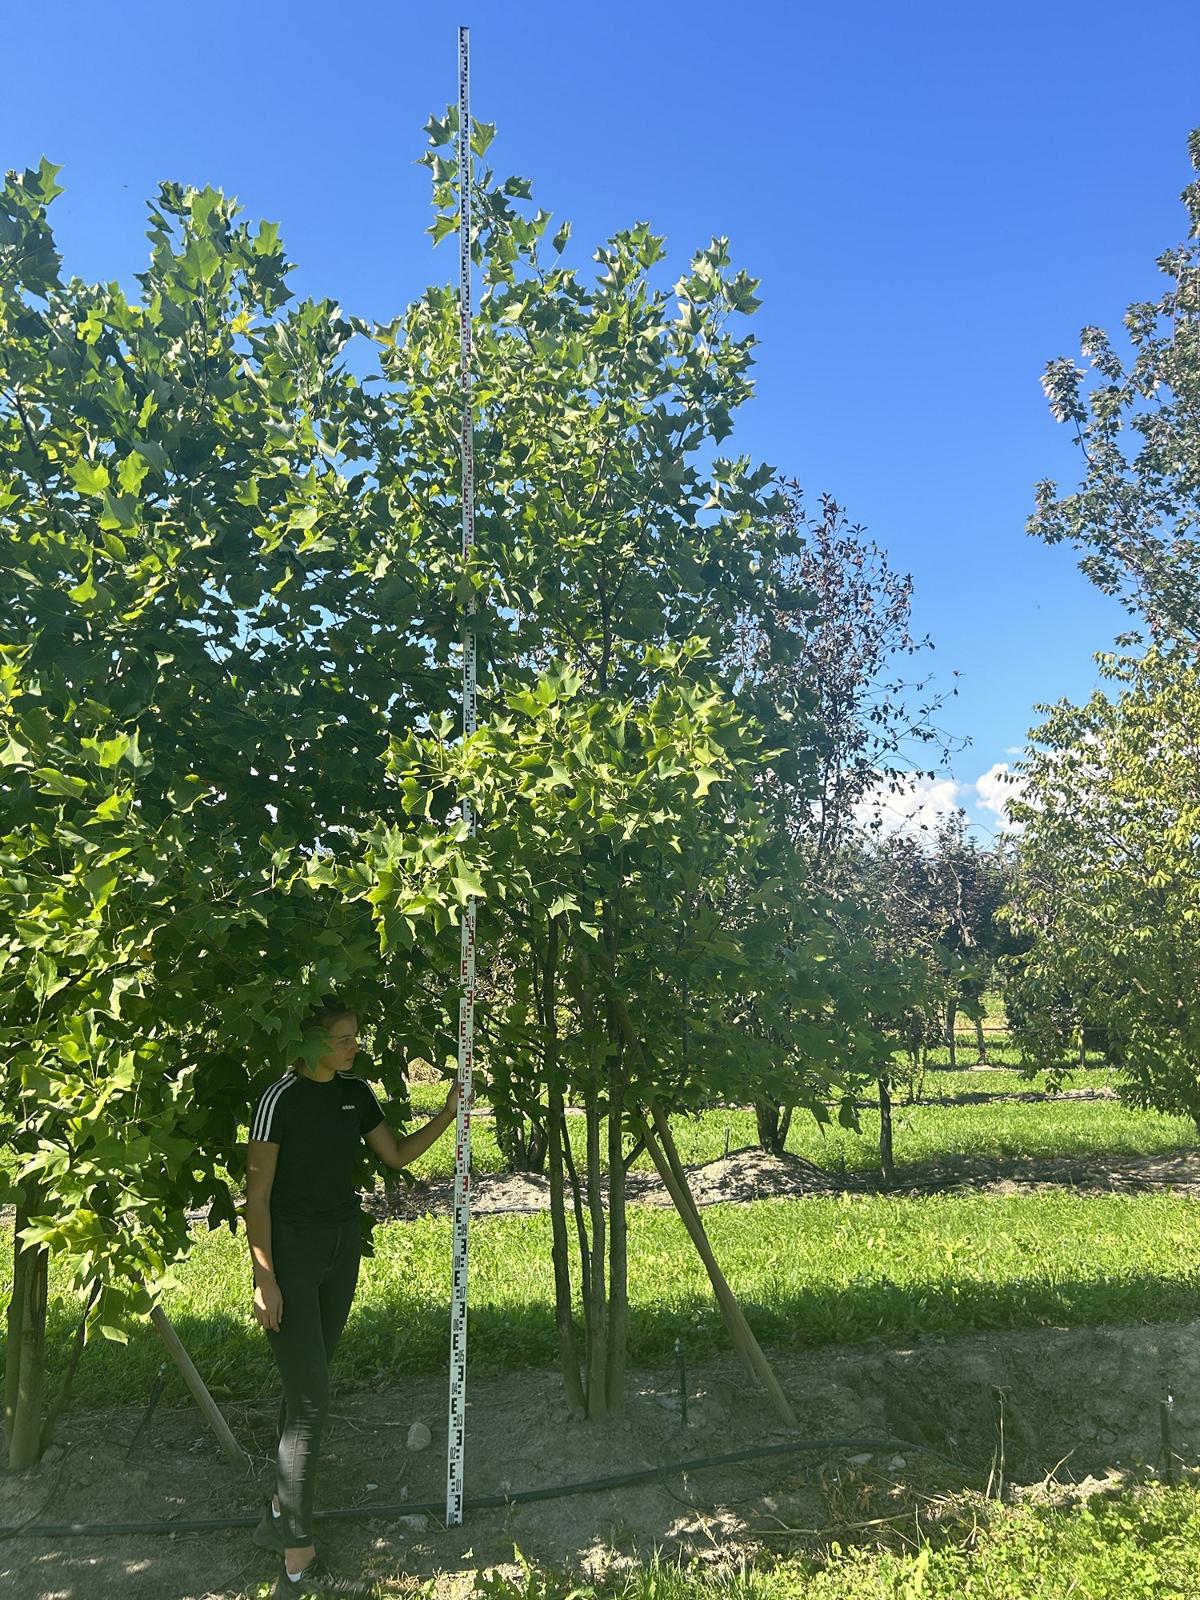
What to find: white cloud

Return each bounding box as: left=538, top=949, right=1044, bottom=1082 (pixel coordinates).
left=851, top=773, right=967, bottom=842
left=847, top=763, right=1035, bottom=845
left=973, top=762, right=1030, bottom=832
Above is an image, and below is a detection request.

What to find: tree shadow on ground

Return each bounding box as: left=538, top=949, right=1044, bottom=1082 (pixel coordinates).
left=6, top=1312, right=1200, bottom=1600
left=858, top=1146, right=1200, bottom=1196
left=16, top=1250, right=1200, bottom=1429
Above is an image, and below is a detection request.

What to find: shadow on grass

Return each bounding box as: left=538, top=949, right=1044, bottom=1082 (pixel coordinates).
left=863, top=1088, right=1119, bottom=1109
left=850, top=1145, right=1200, bottom=1195
left=15, top=1265, right=1200, bottom=1415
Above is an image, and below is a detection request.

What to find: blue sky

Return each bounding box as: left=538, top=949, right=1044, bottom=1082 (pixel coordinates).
left=5, top=0, right=1199, bottom=842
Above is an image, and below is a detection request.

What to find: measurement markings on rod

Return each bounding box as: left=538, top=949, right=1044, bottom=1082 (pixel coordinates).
left=446, top=21, right=476, bottom=1532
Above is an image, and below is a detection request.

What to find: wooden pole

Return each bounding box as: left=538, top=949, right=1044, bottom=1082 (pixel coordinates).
left=149, top=1304, right=249, bottom=1468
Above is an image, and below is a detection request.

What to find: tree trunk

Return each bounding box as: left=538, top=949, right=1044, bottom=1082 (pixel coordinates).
left=559, top=1106, right=591, bottom=1323
left=493, top=1089, right=550, bottom=1174
left=946, top=996, right=958, bottom=1068
left=583, top=1087, right=608, bottom=1419
left=605, top=1048, right=628, bottom=1418
left=975, top=1014, right=988, bottom=1064
left=878, top=1073, right=895, bottom=1186
left=543, top=920, right=585, bottom=1414
left=4, top=1204, right=29, bottom=1451
left=548, top=1100, right=586, bottom=1413
left=40, top=1277, right=101, bottom=1455
left=755, top=1100, right=784, bottom=1152
left=638, top=1105, right=798, bottom=1428
left=8, top=1234, right=48, bottom=1471
left=754, top=1100, right=788, bottom=1156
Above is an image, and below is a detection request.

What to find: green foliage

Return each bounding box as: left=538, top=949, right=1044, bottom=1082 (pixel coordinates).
left=1031, top=128, right=1200, bottom=649
left=357, top=649, right=887, bottom=1149
left=0, top=166, right=434, bottom=1316
left=1003, top=647, right=1200, bottom=1127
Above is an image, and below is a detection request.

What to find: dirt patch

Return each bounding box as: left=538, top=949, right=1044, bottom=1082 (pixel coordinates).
left=365, top=1150, right=841, bottom=1224
left=3, top=1320, right=1198, bottom=1600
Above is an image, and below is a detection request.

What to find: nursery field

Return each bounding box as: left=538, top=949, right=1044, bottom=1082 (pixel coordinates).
left=5, top=1189, right=1200, bottom=1409
left=6, top=1024, right=1200, bottom=1600
left=400, top=1059, right=1190, bottom=1186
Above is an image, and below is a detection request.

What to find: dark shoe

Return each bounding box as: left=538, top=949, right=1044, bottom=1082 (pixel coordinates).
left=253, top=1501, right=286, bottom=1554
left=272, top=1553, right=376, bottom=1597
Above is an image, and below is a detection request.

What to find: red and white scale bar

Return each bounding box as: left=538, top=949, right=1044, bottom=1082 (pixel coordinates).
left=446, top=22, right=477, bottom=1531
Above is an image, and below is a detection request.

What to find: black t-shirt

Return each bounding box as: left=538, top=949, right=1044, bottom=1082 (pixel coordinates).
left=251, top=1070, right=386, bottom=1224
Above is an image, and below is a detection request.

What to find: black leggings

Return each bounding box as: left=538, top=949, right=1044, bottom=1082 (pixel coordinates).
left=264, top=1215, right=361, bottom=1546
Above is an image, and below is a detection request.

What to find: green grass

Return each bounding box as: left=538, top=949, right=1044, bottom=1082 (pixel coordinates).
left=900, top=1065, right=1119, bottom=1097
left=773, top=1097, right=1194, bottom=1178
left=396, top=1092, right=1194, bottom=1183
left=407, top=1079, right=476, bottom=1116
left=462, top=1485, right=1200, bottom=1600
left=6, top=1191, right=1200, bottom=1409
left=921, top=1041, right=1096, bottom=1069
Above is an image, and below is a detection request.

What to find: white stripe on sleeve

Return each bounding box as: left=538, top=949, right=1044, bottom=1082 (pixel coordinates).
left=251, top=1075, right=296, bottom=1142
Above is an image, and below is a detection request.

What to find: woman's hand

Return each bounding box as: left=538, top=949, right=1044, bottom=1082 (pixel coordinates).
left=254, top=1278, right=283, bottom=1333
left=444, top=1079, right=461, bottom=1115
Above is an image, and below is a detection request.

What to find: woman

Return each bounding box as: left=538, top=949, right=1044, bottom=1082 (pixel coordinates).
left=245, top=999, right=459, bottom=1596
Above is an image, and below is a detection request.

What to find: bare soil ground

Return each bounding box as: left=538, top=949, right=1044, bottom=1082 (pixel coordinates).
left=3, top=1320, right=1197, bottom=1600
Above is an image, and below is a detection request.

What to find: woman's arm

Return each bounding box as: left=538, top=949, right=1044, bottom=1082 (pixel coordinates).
left=364, top=1082, right=460, bottom=1171
left=245, top=1139, right=283, bottom=1331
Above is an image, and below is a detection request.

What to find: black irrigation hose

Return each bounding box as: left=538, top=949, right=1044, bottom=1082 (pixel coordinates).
left=3, top=1433, right=955, bottom=1540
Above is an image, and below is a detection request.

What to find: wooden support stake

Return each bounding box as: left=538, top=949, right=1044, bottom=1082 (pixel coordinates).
left=150, top=1304, right=250, bottom=1468
left=595, top=963, right=799, bottom=1429
left=634, top=1108, right=798, bottom=1428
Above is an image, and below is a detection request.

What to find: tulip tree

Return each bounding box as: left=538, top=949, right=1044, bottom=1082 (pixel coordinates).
left=0, top=164, right=439, bottom=1466
left=368, top=107, right=808, bottom=701
left=358, top=112, right=826, bottom=1182
left=354, top=646, right=887, bottom=1418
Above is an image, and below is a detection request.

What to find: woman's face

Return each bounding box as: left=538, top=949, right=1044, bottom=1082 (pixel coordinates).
left=321, top=1014, right=359, bottom=1071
